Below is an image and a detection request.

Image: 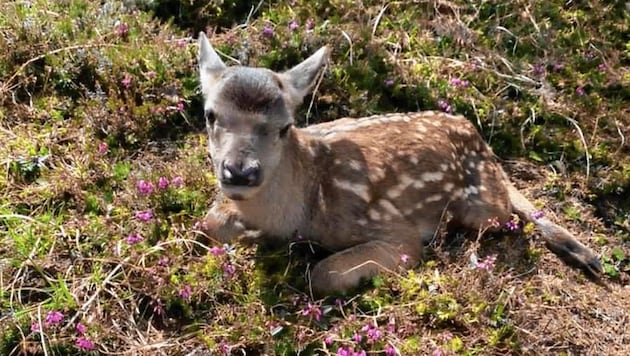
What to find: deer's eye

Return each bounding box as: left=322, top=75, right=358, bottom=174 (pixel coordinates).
left=279, top=124, right=292, bottom=138
left=205, top=110, right=216, bottom=126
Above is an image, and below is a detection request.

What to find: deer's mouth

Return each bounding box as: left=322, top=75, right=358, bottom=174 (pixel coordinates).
left=220, top=183, right=261, bottom=201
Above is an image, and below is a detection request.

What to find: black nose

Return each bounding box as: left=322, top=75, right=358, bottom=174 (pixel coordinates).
left=221, top=161, right=261, bottom=187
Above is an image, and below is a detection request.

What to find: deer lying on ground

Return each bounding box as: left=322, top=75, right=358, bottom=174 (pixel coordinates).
left=196, top=32, right=602, bottom=296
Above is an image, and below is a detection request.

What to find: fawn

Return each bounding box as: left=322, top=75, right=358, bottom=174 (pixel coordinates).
left=196, top=32, right=602, bottom=295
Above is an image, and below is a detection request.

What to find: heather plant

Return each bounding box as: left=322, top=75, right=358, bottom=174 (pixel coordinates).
left=1, top=0, right=629, bottom=354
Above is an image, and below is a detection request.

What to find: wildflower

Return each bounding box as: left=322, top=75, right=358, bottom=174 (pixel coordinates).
left=385, top=344, right=397, bottom=356
left=137, top=180, right=154, bottom=195
left=76, top=323, right=87, bottom=335
left=531, top=210, right=545, bottom=220
left=504, top=215, right=520, bottom=231
left=45, top=311, right=64, bottom=325
left=262, top=24, right=274, bottom=38
left=289, top=20, right=299, bottom=32
left=356, top=350, right=367, bottom=356
left=158, top=256, right=169, bottom=266
left=598, top=63, right=606, bottom=71
left=76, top=337, right=95, bottom=351
left=97, top=142, right=109, bottom=155
left=437, top=99, right=452, bottom=113
left=352, top=332, right=362, bottom=343
left=152, top=299, right=164, bottom=315
left=476, top=254, right=497, bottom=271
left=135, top=210, right=153, bottom=222
left=176, top=102, right=185, bottom=112
left=400, top=254, right=409, bottom=264
left=115, top=22, right=129, bottom=37
left=384, top=78, right=394, bottom=87
left=210, top=246, right=226, bottom=256
left=576, top=86, right=585, bottom=96
left=126, top=233, right=143, bottom=244
left=553, top=62, right=564, bottom=72
left=178, top=284, right=192, bottom=301
left=306, top=18, right=315, bottom=31
left=176, top=38, right=186, bottom=48
left=533, top=64, right=545, bottom=76
left=30, top=322, right=40, bottom=332
left=121, top=73, right=132, bottom=88
left=324, top=335, right=334, bottom=345
left=449, top=77, right=470, bottom=88
left=301, top=303, right=322, bottom=321
left=158, top=176, right=169, bottom=189
left=336, top=347, right=350, bottom=356
left=146, top=70, right=157, bottom=79
left=217, top=340, right=230, bottom=355
left=223, top=263, right=235, bottom=276
left=387, top=317, right=396, bottom=333
left=432, top=348, right=444, bottom=356
left=361, top=322, right=382, bottom=342
left=171, top=176, right=184, bottom=188
left=487, top=217, right=501, bottom=229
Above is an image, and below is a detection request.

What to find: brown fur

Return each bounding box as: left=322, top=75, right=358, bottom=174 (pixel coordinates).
left=196, top=33, right=602, bottom=296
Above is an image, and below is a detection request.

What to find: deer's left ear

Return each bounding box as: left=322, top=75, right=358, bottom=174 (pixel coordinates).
left=280, top=46, right=329, bottom=105
left=198, top=32, right=226, bottom=97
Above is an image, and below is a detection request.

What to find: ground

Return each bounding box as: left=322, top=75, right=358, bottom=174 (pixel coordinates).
left=0, top=0, right=629, bottom=355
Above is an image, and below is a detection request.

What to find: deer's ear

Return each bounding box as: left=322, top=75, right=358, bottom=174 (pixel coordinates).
left=198, top=32, right=226, bottom=97
left=280, top=46, right=329, bottom=105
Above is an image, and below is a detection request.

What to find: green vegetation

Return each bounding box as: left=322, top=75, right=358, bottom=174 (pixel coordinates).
left=1, top=0, right=629, bottom=354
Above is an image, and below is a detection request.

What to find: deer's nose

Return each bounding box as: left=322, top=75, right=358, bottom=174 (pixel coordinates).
left=221, top=161, right=261, bottom=187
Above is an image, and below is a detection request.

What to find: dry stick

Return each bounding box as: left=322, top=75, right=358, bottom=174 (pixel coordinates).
left=561, top=114, right=591, bottom=182
left=1, top=43, right=122, bottom=95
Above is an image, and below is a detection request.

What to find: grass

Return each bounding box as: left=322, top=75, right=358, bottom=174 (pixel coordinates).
left=1, top=0, right=629, bottom=354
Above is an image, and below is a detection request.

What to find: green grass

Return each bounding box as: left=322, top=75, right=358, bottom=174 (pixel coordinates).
left=1, top=0, right=629, bottom=354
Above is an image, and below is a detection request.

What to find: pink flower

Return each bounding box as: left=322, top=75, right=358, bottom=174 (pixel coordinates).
left=116, top=22, right=129, bottom=37
left=262, top=24, right=274, bottom=38
left=476, top=254, right=497, bottom=271
left=45, top=311, right=64, bottom=325
left=306, top=18, right=315, bottom=31
left=76, top=323, right=87, bottom=335
left=301, top=303, right=322, bottom=321
left=385, top=344, right=396, bottom=356
left=288, top=20, right=299, bottom=32
left=210, top=246, right=226, bottom=256
left=531, top=210, right=545, bottom=220
left=324, top=335, right=334, bottom=345
left=178, top=284, right=192, bottom=301
left=176, top=39, right=186, bottom=48
left=30, top=322, right=40, bottom=332
left=146, top=70, right=156, bottom=79
left=171, top=176, right=184, bottom=188
left=76, top=337, right=95, bottom=351
left=135, top=210, right=153, bottom=222
left=437, top=99, right=452, bottom=113
left=223, top=263, right=235, bottom=276
left=449, top=77, right=470, bottom=88
left=575, top=86, right=585, bottom=96
left=400, top=254, right=409, bottom=263
left=126, top=233, right=143, bottom=244
left=158, top=256, right=169, bottom=266
left=137, top=180, right=154, bottom=195
left=352, top=332, right=362, bottom=343
left=176, top=102, right=185, bottom=112
left=121, top=73, right=132, bottom=88
left=97, top=142, right=108, bottom=155
left=158, top=176, right=169, bottom=189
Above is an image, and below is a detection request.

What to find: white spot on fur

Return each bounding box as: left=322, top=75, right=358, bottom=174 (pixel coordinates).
left=425, top=194, right=443, bottom=203
left=348, top=160, right=362, bottom=171
left=421, top=171, right=444, bottom=182
left=440, top=164, right=449, bottom=171
left=443, top=182, right=454, bottom=192
left=386, top=173, right=415, bottom=199
left=333, top=178, right=371, bottom=202
left=378, top=199, right=401, bottom=217
left=409, top=156, right=419, bottom=165
left=368, top=209, right=381, bottom=221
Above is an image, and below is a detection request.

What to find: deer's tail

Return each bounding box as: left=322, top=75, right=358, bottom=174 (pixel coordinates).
left=506, top=182, right=603, bottom=277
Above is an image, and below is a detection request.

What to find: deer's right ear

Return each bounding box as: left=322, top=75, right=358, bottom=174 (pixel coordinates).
left=198, top=32, right=226, bottom=97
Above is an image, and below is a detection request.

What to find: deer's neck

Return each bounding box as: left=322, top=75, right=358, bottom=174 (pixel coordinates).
left=232, top=129, right=319, bottom=237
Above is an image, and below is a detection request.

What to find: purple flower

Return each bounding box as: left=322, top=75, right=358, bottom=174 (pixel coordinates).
left=432, top=348, right=444, bottom=356
left=137, top=180, right=154, bottom=195
left=324, top=335, right=334, bottom=345
left=531, top=210, right=545, bottom=220
left=76, top=337, right=95, bottom=351
left=158, top=256, right=169, bottom=266
left=178, top=284, right=192, bottom=301
left=400, top=254, right=409, bottom=263
left=126, top=233, right=143, bottom=244
left=30, top=322, right=40, bottom=332
left=598, top=63, right=607, bottom=72
left=384, top=78, right=394, bottom=87
left=437, top=99, right=452, bottom=113
left=336, top=347, right=350, bottom=356
left=210, top=246, right=226, bottom=256
left=387, top=318, right=396, bottom=333
left=176, top=39, right=186, bottom=48
left=223, top=263, right=235, bottom=276
left=352, top=332, right=362, bottom=343
left=449, top=77, right=470, bottom=88
left=76, top=323, right=87, bottom=335
left=576, top=86, right=585, bottom=96
left=176, top=102, right=185, bottom=112
left=476, top=254, right=497, bottom=271
left=306, top=18, right=315, bottom=31
left=97, top=142, right=108, bottom=155
left=553, top=62, right=564, bottom=72
left=301, top=303, right=322, bottom=321
left=152, top=299, right=164, bottom=315
left=116, top=22, right=129, bottom=37
left=217, top=341, right=230, bottom=355
left=289, top=20, right=299, bottom=32
left=262, top=24, right=274, bottom=38
left=45, top=311, right=64, bottom=325
left=121, top=73, right=132, bottom=88
left=533, top=64, right=545, bottom=76
left=385, top=344, right=396, bottom=356
left=146, top=70, right=156, bottom=79
left=171, top=176, right=184, bottom=188
left=158, top=176, right=169, bottom=189
left=504, top=218, right=520, bottom=231
left=135, top=210, right=153, bottom=222
left=361, top=323, right=381, bottom=342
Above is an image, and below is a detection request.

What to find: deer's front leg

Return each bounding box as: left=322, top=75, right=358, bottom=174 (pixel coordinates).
left=309, top=240, right=420, bottom=296
left=197, top=196, right=262, bottom=243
